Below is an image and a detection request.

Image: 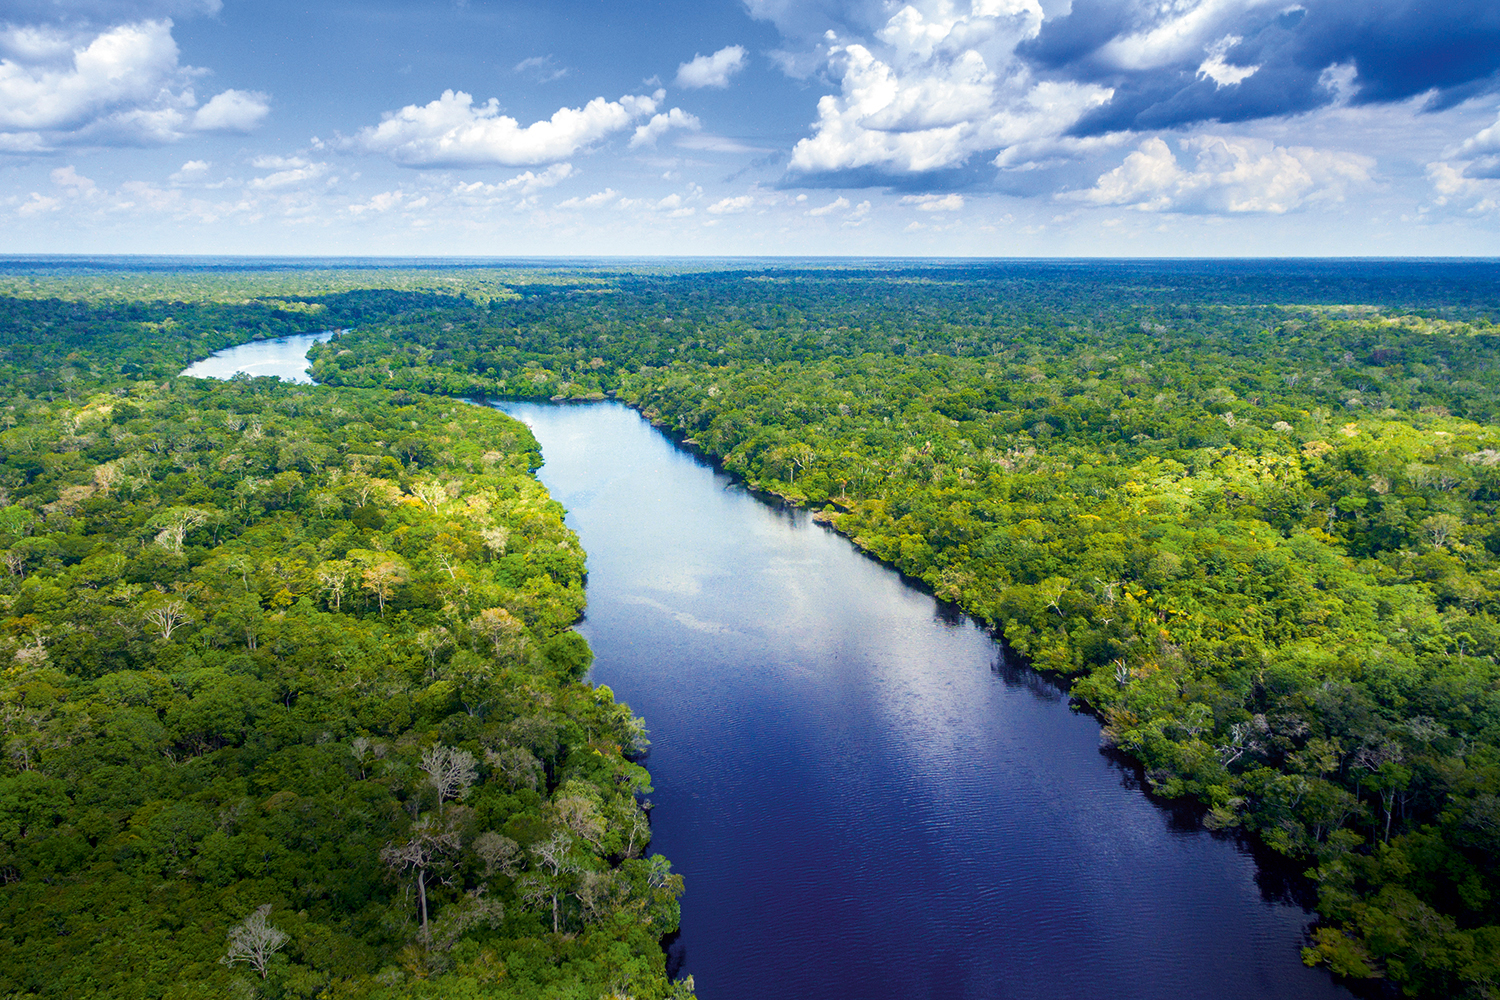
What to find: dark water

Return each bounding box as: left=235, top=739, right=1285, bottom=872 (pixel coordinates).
left=497, top=401, right=1351, bottom=1000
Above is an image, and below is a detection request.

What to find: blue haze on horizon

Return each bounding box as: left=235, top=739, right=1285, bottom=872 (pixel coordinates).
left=2, top=0, right=1500, bottom=256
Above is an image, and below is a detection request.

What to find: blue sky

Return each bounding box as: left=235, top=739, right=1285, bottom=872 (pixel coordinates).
left=3, top=0, right=1500, bottom=255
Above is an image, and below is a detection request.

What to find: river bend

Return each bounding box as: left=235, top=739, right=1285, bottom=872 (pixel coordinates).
left=181, top=338, right=1350, bottom=999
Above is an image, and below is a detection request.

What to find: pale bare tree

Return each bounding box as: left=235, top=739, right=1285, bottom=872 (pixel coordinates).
left=551, top=789, right=605, bottom=850
left=150, top=507, right=212, bottom=554
left=350, top=736, right=386, bottom=780
left=415, top=626, right=452, bottom=677
left=381, top=817, right=463, bottom=944
left=311, top=490, right=343, bottom=517
left=470, top=606, right=524, bottom=659
left=517, top=830, right=578, bottom=933
left=485, top=745, right=542, bottom=790
left=142, top=598, right=192, bottom=640
left=621, top=805, right=650, bottom=859
left=480, top=526, right=510, bottom=558
left=92, top=461, right=122, bottom=496
left=361, top=560, right=408, bottom=615
left=410, top=480, right=447, bottom=511
left=1422, top=513, right=1462, bottom=548
left=315, top=560, right=353, bottom=611
left=420, top=745, right=477, bottom=811
left=473, top=831, right=522, bottom=878
left=219, top=904, right=288, bottom=980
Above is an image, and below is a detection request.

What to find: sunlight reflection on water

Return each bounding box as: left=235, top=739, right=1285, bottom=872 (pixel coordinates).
left=179, top=330, right=336, bottom=383
left=498, top=400, right=1353, bottom=1000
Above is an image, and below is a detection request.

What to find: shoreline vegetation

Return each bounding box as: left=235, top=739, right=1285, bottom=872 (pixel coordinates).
left=0, top=277, right=691, bottom=998
left=3, top=257, right=1500, bottom=997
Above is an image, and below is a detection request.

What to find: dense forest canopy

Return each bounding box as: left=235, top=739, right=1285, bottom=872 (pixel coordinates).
left=4, top=257, right=1500, bottom=998
left=0, top=267, right=694, bottom=1000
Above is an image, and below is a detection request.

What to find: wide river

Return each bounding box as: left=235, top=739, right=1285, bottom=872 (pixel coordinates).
left=187, top=338, right=1349, bottom=1000
left=498, top=401, right=1350, bottom=1000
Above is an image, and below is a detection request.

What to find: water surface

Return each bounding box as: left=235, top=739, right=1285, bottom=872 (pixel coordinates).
left=179, top=328, right=1349, bottom=1000
left=179, top=330, right=336, bottom=382
left=500, top=401, right=1350, bottom=1000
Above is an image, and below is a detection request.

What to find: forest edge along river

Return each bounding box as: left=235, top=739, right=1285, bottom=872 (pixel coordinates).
left=186, top=335, right=1352, bottom=999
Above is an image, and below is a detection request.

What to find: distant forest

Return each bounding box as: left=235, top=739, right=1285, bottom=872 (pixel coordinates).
left=3, top=258, right=1500, bottom=997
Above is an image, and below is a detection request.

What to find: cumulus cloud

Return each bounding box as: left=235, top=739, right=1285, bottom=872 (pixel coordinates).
left=0, top=20, right=269, bottom=151
left=169, top=158, right=209, bottom=182
left=191, top=89, right=269, bottom=131
left=1066, top=135, right=1373, bottom=213
left=50, top=164, right=98, bottom=196
left=630, top=108, right=701, bottom=148
left=1426, top=161, right=1499, bottom=213
left=707, top=194, right=755, bottom=214
left=784, top=1, right=1114, bottom=178
left=16, top=192, right=59, bottom=216
left=807, top=195, right=850, bottom=216
left=676, top=46, right=748, bottom=89
left=762, top=0, right=1500, bottom=190
left=346, top=89, right=662, bottom=167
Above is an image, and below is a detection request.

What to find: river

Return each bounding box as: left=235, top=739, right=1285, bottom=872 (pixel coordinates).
left=179, top=330, right=336, bottom=383
left=498, top=401, right=1350, bottom=1000
left=182, top=337, right=1350, bottom=1000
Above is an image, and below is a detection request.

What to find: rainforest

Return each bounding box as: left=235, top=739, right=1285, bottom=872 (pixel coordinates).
left=2, top=256, right=1500, bottom=999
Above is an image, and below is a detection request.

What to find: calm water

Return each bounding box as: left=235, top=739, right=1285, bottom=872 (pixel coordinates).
left=179, top=330, right=336, bottom=383
left=181, top=332, right=1348, bottom=999
left=499, top=401, right=1351, bottom=1000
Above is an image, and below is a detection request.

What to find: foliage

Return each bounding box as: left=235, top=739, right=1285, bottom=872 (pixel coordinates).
left=8, top=257, right=1500, bottom=997
left=0, top=349, right=682, bottom=997
left=304, top=260, right=1500, bottom=998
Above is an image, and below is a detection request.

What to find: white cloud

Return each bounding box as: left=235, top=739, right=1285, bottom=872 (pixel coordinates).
left=347, top=89, right=661, bottom=167
left=1446, top=112, right=1500, bottom=159
left=676, top=45, right=748, bottom=89
left=1068, top=136, right=1374, bottom=214
left=1097, top=0, right=1282, bottom=72
left=557, top=188, right=619, bottom=209
left=0, top=21, right=180, bottom=131
left=348, top=190, right=407, bottom=215
left=17, top=192, right=58, bottom=216
left=807, top=195, right=849, bottom=216
left=0, top=20, right=270, bottom=149
left=707, top=194, right=755, bottom=214
left=0, top=132, right=48, bottom=153
left=901, top=193, right=965, bottom=211
left=249, top=156, right=328, bottom=189
left=191, top=88, right=268, bottom=131
left=170, top=158, right=208, bottom=182
left=1196, top=35, right=1259, bottom=88
left=1425, top=162, right=1500, bottom=213
left=513, top=55, right=568, bottom=83
left=785, top=2, right=1113, bottom=176
left=630, top=107, right=702, bottom=148
left=453, top=163, right=574, bottom=202
left=674, top=132, right=770, bottom=154
left=51, top=164, right=97, bottom=196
